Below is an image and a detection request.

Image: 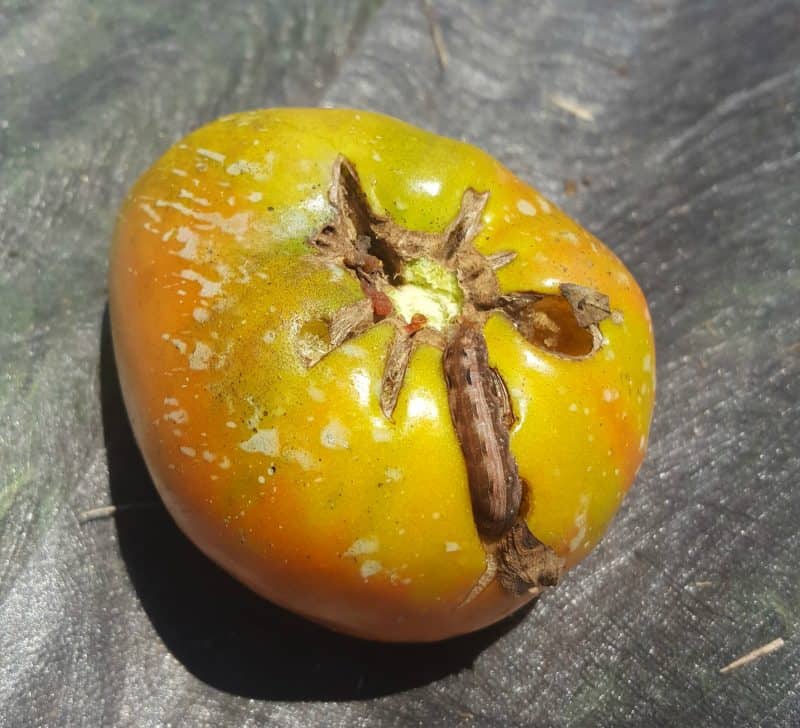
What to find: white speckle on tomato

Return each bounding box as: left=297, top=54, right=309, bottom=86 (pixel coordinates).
left=350, top=369, right=371, bottom=406
left=639, top=435, right=646, bottom=451
left=262, top=330, right=276, bottom=344
left=248, top=191, right=263, bottom=202
left=414, top=179, right=441, bottom=196
left=360, top=560, right=382, bottom=579
left=285, top=448, right=317, bottom=471
left=164, top=409, right=188, bottom=424
left=321, top=420, right=350, bottom=449
left=385, top=467, right=402, bottom=482
left=179, top=446, right=196, bottom=458
left=536, top=195, right=552, bottom=214
left=180, top=269, right=222, bottom=298
left=179, top=189, right=210, bottom=207
left=170, top=338, right=187, bottom=355
left=225, top=421, right=237, bottom=429
left=340, top=343, right=366, bottom=359
left=445, top=542, right=461, bottom=552
left=611, top=310, right=624, bottom=325
left=219, top=456, right=231, bottom=469
left=240, top=429, right=280, bottom=457
left=516, top=199, right=537, bottom=216
left=643, top=354, right=652, bottom=373
left=140, top=203, right=161, bottom=222
left=197, top=148, right=226, bottom=163
left=189, top=342, right=213, bottom=370
left=226, top=152, right=274, bottom=179
left=307, top=385, right=325, bottom=402
left=202, top=450, right=215, bottom=462
left=156, top=200, right=251, bottom=235
left=407, top=393, right=438, bottom=420
left=173, top=226, right=200, bottom=261
left=568, top=403, right=578, bottom=412
left=602, top=388, right=620, bottom=402
left=164, top=397, right=179, bottom=406
left=193, top=307, right=210, bottom=323
left=344, top=537, right=378, bottom=557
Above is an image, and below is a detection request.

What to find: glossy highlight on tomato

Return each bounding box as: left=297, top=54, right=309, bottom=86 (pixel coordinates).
left=109, top=108, right=655, bottom=642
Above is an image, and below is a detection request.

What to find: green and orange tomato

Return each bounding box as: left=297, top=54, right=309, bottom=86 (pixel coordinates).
left=109, top=108, right=655, bottom=641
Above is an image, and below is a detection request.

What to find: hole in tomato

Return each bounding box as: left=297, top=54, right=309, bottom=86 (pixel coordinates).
left=506, top=294, right=595, bottom=357
left=295, top=318, right=331, bottom=366
left=299, top=319, right=331, bottom=344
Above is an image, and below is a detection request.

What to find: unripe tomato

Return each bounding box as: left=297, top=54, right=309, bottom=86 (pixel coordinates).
left=109, top=109, right=655, bottom=642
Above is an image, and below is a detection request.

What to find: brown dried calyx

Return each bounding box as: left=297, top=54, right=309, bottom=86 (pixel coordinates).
left=303, top=156, right=614, bottom=603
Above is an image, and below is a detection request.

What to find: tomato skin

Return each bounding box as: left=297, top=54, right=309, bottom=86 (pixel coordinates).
left=109, top=109, right=655, bottom=641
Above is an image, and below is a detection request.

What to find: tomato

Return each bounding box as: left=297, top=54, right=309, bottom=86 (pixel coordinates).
left=109, top=109, right=655, bottom=642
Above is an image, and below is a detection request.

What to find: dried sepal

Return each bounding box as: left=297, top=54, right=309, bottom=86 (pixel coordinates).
left=495, top=519, right=565, bottom=596
left=559, top=283, right=611, bottom=328
left=380, top=327, right=415, bottom=420
left=329, top=298, right=375, bottom=349
left=485, top=250, right=517, bottom=270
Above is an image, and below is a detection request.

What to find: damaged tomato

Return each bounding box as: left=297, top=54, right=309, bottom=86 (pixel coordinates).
left=109, top=109, right=655, bottom=641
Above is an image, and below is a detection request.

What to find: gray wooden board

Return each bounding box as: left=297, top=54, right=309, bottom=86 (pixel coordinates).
left=1, top=1, right=798, bottom=726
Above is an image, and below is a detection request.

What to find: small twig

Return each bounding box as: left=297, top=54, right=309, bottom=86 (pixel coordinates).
left=78, top=502, right=157, bottom=524
left=79, top=505, right=118, bottom=523
left=550, top=94, right=595, bottom=122
left=421, top=0, right=448, bottom=71
left=719, top=638, right=785, bottom=674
